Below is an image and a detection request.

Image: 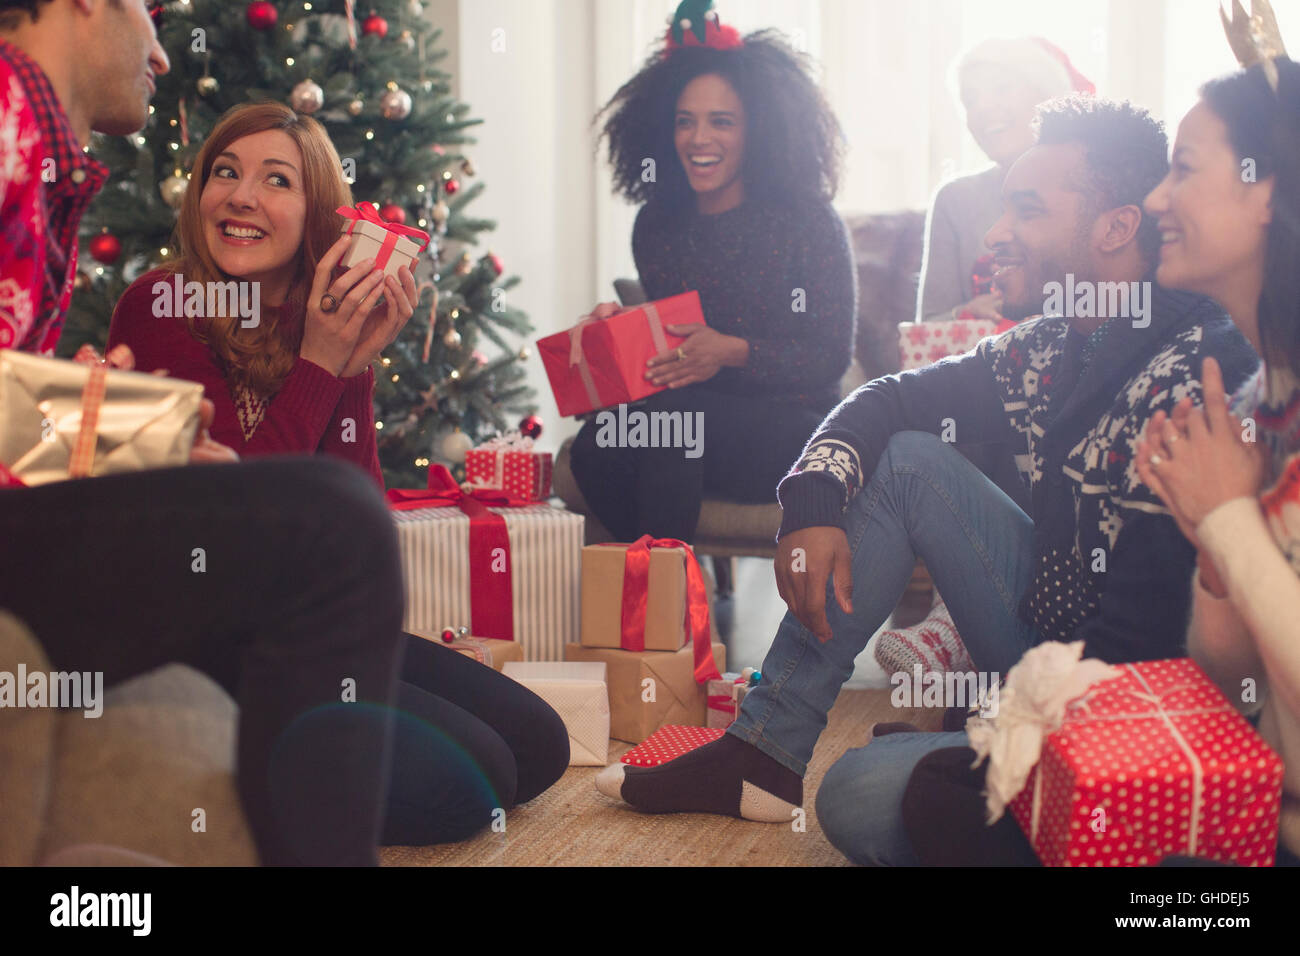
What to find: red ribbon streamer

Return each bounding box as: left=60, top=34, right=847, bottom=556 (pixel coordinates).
left=610, top=535, right=719, bottom=683
left=386, top=464, right=530, bottom=641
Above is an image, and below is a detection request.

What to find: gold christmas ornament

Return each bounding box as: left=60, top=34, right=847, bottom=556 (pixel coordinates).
left=347, top=97, right=364, bottom=116
left=461, top=158, right=475, bottom=176
left=431, top=200, right=449, bottom=225
left=159, top=170, right=188, bottom=209
left=290, top=79, right=324, bottom=114
left=73, top=270, right=91, bottom=292
left=379, top=87, right=413, bottom=120
left=443, top=327, right=462, bottom=348
left=1221, top=0, right=1288, bottom=91
left=197, top=74, right=219, bottom=96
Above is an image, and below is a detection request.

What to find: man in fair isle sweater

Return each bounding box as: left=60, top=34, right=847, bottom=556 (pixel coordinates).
left=596, top=96, right=1260, bottom=864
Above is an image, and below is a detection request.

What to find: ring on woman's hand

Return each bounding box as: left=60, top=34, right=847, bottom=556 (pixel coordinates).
left=320, top=293, right=340, bottom=313
left=1166, top=432, right=1180, bottom=444
left=1150, top=453, right=1164, bottom=466
left=676, top=347, right=686, bottom=361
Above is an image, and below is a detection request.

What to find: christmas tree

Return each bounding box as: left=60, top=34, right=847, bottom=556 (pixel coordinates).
left=62, top=0, right=537, bottom=489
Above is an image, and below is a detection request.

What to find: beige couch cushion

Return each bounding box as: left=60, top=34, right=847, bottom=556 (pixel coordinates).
left=40, top=663, right=259, bottom=866
left=0, top=611, right=57, bottom=866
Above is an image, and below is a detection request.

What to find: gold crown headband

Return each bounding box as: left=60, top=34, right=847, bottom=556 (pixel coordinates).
left=1221, top=0, right=1289, bottom=92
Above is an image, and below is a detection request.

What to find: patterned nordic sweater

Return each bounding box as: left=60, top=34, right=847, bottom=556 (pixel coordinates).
left=777, top=280, right=1259, bottom=664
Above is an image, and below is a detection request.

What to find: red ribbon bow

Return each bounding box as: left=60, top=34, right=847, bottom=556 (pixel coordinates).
left=386, top=464, right=531, bottom=640
left=611, top=535, right=719, bottom=684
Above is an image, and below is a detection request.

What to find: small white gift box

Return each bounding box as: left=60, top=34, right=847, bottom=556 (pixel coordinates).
left=336, top=203, right=430, bottom=280
left=503, top=661, right=609, bottom=766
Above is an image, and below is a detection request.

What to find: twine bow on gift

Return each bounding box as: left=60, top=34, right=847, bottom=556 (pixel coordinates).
left=337, top=203, right=432, bottom=271
left=567, top=302, right=671, bottom=411
left=386, top=464, right=532, bottom=640
left=603, top=535, right=719, bottom=683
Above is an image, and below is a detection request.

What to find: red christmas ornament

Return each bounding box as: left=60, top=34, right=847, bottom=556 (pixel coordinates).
left=440, top=627, right=456, bottom=643
left=378, top=204, right=407, bottom=225
left=488, top=253, right=504, bottom=276
left=519, top=414, right=543, bottom=440
left=89, top=232, right=121, bottom=265
left=362, top=12, right=388, bottom=38
left=246, top=1, right=278, bottom=31
left=443, top=178, right=460, bottom=195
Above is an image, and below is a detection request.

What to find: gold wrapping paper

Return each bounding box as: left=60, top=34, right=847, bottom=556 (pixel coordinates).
left=563, top=641, right=726, bottom=743
left=580, top=544, right=688, bottom=651
left=0, top=351, right=203, bottom=485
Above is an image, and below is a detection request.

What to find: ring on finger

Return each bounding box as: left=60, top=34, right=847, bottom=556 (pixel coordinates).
left=676, top=347, right=687, bottom=361
left=320, top=293, right=340, bottom=313
left=1150, top=453, right=1164, bottom=466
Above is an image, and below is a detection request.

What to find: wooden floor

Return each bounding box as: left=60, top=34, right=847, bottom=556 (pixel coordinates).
left=381, top=687, right=944, bottom=867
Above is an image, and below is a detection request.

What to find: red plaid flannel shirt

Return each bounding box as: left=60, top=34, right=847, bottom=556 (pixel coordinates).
left=0, top=37, right=108, bottom=356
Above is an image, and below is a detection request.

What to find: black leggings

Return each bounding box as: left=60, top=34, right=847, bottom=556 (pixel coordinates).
left=0, top=457, right=567, bottom=863
left=569, top=385, right=828, bottom=542
left=385, top=636, right=569, bottom=845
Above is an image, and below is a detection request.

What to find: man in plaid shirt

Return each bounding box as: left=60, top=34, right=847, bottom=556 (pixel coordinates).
left=0, top=0, right=168, bottom=353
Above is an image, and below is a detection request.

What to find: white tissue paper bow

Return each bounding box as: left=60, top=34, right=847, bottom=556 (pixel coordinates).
left=476, top=429, right=534, bottom=452
left=965, top=640, right=1119, bottom=823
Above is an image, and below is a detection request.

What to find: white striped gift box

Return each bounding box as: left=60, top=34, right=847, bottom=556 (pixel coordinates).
left=393, top=503, right=584, bottom=662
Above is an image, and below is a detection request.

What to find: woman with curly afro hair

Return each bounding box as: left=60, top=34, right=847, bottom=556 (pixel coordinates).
left=568, top=11, right=857, bottom=544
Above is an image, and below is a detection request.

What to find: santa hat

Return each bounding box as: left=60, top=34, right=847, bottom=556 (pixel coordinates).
left=955, top=36, right=1095, bottom=100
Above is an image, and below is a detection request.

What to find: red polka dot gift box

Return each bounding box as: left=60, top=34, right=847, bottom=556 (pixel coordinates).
left=465, top=431, right=553, bottom=501
left=896, top=318, right=1016, bottom=371
left=620, top=725, right=724, bottom=767
left=1009, top=658, right=1285, bottom=867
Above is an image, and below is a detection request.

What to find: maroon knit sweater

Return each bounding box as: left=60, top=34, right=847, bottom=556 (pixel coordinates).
left=107, top=269, right=383, bottom=488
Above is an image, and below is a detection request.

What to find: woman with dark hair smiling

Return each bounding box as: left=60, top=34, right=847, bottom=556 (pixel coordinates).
left=568, top=10, right=855, bottom=543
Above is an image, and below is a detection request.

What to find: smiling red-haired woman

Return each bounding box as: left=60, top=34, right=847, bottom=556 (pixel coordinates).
left=107, top=100, right=417, bottom=486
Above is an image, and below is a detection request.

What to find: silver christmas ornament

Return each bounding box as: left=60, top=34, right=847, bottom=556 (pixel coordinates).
left=159, top=171, right=188, bottom=209
left=379, top=87, right=412, bottom=120
left=439, top=428, right=472, bottom=463
left=197, top=74, right=219, bottom=96
left=443, top=327, right=461, bottom=348
left=290, top=79, right=324, bottom=114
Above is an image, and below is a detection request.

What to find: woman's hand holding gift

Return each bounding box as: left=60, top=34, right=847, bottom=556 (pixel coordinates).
left=339, top=263, right=417, bottom=379
left=301, top=235, right=388, bottom=377
left=645, top=323, right=749, bottom=388
left=1136, top=356, right=1267, bottom=596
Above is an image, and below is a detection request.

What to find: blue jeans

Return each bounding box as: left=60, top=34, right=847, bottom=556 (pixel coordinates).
left=727, top=431, right=1041, bottom=864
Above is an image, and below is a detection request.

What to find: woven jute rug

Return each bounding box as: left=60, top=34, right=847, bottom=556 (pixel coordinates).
left=381, top=688, right=944, bottom=867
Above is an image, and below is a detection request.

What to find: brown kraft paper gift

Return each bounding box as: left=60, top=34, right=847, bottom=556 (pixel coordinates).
left=580, top=544, right=689, bottom=651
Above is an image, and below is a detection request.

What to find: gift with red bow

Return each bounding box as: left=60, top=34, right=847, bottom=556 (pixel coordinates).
left=387, top=464, right=583, bottom=661
left=970, top=647, right=1284, bottom=867
left=337, top=202, right=431, bottom=280
left=537, top=291, right=705, bottom=417
left=464, top=429, right=553, bottom=501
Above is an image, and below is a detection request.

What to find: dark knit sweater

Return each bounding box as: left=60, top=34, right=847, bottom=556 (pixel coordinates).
left=777, top=281, right=1260, bottom=664
left=631, top=197, right=855, bottom=411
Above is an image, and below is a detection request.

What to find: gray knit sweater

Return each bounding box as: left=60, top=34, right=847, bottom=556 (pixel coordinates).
left=916, top=165, right=1005, bottom=323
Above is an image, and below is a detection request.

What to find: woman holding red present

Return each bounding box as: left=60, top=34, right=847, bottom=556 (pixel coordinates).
left=569, top=9, right=856, bottom=543
left=108, top=101, right=569, bottom=848
left=108, top=101, right=417, bottom=488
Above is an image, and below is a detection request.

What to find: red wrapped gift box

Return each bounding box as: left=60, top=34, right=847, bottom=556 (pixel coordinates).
left=465, top=436, right=553, bottom=501
left=1010, top=658, right=1285, bottom=867
left=897, top=318, right=1015, bottom=371
left=620, top=725, right=724, bottom=767
left=538, top=291, right=706, bottom=417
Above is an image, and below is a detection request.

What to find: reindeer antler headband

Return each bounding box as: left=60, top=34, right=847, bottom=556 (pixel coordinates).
left=1221, top=0, right=1288, bottom=92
